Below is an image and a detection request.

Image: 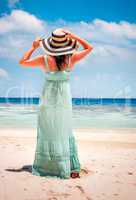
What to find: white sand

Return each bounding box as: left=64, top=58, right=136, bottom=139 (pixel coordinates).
left=0, top=128, right=136, bottom=200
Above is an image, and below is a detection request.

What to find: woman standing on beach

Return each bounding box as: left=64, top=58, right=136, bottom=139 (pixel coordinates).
left=19, top=28, right=93, bottom=179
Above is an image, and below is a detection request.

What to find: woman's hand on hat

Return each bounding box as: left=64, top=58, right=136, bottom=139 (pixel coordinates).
left=61, top=29, right=71, bottom=35
left=61, top=29, right=76, bottom=39
left=32, top=37, right=42, bottom=49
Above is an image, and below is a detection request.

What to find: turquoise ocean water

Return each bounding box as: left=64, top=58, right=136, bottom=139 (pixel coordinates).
left=0, top=98, right=136, bottom=129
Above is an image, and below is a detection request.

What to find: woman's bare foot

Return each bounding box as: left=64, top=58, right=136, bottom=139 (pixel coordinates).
left=71, top=172, right=80, bottom=178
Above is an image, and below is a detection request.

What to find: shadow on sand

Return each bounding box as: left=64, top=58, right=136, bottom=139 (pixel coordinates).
left=5, top=165, right=32, bottom=173
left=5, top=165, right=93, bottom=178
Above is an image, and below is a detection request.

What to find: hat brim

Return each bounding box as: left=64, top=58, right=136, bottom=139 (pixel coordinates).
left=40, top=37, right=77, bottom=56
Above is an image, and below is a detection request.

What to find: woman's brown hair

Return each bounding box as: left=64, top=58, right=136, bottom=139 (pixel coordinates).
left=53, top=54, right=73, bottom=71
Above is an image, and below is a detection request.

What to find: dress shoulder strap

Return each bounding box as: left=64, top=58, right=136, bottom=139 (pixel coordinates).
left=44, top=55, right=50, bottom=72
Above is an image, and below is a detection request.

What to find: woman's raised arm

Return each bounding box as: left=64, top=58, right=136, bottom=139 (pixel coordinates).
left=19, top=38, right=45, bottom=70
left=62, top=30, right=93, bottom=64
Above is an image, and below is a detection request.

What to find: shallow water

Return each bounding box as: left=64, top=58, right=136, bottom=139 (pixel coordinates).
left=0, top=103, right=136, bottom=129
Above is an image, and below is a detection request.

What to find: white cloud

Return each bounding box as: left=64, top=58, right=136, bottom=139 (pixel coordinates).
left=92, top=19, right=136, bottom=39
left=0, top=68, right=9, bottom=79
left=0, top=10, right=45, bottom=34
left=0, top=10, right=46, bottom=59
left=61, top=19, right=136, bottom=46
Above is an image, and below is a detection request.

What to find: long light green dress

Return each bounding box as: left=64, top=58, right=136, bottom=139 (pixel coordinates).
left=32, top=55, right=81, bottom=179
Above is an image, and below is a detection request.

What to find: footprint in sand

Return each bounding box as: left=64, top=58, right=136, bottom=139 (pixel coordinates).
left=75, top=185, right=93, bottom=200
left=48, top=190, right=71, bottom=198
left=113, top=193, right=119, bottom=196
left=76, top=185, right=85, bottom=193
left=79, top=167, right=94, bottom=177
left=128, top=172, right=133, bottom=175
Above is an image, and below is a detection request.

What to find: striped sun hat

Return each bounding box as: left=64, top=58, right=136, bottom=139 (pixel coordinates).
left=40, top=28, right=78, bottom=56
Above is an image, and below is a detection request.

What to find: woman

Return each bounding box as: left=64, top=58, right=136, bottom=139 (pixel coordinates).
left=19, top=28, right=93, bottom=179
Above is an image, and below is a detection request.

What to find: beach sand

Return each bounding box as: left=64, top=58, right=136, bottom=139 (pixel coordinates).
left=0, top=128, right=136, bottom=200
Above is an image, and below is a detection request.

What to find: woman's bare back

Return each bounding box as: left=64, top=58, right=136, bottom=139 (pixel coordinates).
left=46, top=55, right=74, bottom=72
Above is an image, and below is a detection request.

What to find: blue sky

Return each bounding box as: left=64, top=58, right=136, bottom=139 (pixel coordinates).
left=0, top=0, right=136, bottom=98
left=1, top=0, right=136, bottom=22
